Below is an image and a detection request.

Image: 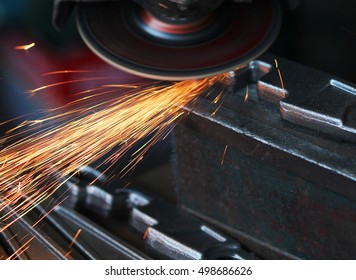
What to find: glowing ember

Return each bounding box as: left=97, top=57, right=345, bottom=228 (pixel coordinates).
left=221, top=145, right=228, bottom=166
left=14, top=42, right=36, bottom=51
left=274, top=58, right=285, bottom=90
left=0, top=72, right=231, bottom=232
left=64, top=250, right=72, bottom=258
left=69, top=229, right=82, bottom=248
left=143, top=227, right=150, bottom=240
left=244, top=85, right=249, bottom=103
left=6, top=236, right=35, bottom=260
left=43, top=70, right=99, bottom=76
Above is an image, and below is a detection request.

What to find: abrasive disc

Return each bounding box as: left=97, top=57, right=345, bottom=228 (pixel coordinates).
left=77, top=0, right=281, bottom=80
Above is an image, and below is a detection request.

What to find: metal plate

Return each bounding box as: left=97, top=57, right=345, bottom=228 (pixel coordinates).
left=76, top=0, right=281, bottom=80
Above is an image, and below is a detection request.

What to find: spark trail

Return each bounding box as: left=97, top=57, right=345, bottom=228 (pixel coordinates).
left=0, top=73, right=231, bottom=231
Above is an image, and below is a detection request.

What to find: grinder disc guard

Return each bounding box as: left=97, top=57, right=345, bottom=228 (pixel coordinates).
left=77, top=0, right=281, bottom=80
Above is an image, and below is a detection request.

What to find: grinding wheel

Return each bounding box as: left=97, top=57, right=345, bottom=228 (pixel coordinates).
left=77, top=0, right=281, bottom=80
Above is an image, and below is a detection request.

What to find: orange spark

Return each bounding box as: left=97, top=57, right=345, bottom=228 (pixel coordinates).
left=6, top=236, right=35, bottom=260
left=211, top=102, right=223, bottom=117
left=102, top=84, right=140, bottom=89
left=69, top=229, right=82, bottom=248
left=244, top=85, right=249, bottom=103
left=43, top=70, right=99, bottom=76
left=28, top=77, right=120, bottom=94
left=64, top=250, right=72, bottom=258
left=221, top=145, right=228, bottom=165
left=0, top=72, right=231, bottom=231
left=14, top=42, right=36, bottom=51
left=212, top=92, right=223, bottom=104
left=143, top=227, right=150, bottom=240
left=30, top=196, right=68, bottom=229
left=210, top=88, right=227, bottom=116
left=274, top=58, right=285, bottom=89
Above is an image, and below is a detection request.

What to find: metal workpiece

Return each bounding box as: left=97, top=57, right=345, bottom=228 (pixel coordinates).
left=173, top=55, right=356, bottom=259
left=58, top=168, right=256, bottom=259
left=256, top=56, right=356, bottom=143
left=0, top=199, right=148, bottom=260
left=48, top=205, right=149, bottom=259
left=55, top=165, right=149, bottom=217
left=1, top=165, right=254, bottom=260
left=129, top=192, right=256, bottom=259
left=0, top=203, right=67, bottom=260
left=0, top=168, right=150, bottom=260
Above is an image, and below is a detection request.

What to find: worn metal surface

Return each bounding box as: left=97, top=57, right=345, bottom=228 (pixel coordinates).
left=173, top=55, right=356, bottom=259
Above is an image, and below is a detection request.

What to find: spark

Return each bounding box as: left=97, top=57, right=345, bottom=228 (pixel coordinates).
left=158, top=2, right=169, bottom=9
left=143, top=227, right=150, bottom=240
left=212, top=92, right=223, bottom=104
left=210, top=88, right=227, bottom=116
left=64, top=250, right=72, bottom=258
left=31, top=196, right=68, bottom=229
left=14, top=42, right=36, bottom=51
left=6, top=233, right=19, bottom=243
left=6, top=236, right=35, bottom=260
left=244, top=85, right=249, bottom=103
left=211, top=102, right=223, bottom=117
left=19, top=233, right=30, bottom=243
left=43, top=70, right=99, bottom=76
left=221, top=145, right=228, bottom=165
left=0, top=72, right=231, bottom=232
left=69, top=229, right=82, bottom=248
left=28, top=77, right=121, bottom=94
left=122, top=181, right=131, bottom=190
left=103, top=84, right=140, bottom=89
left=274, top=58, right=285, bottom=89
